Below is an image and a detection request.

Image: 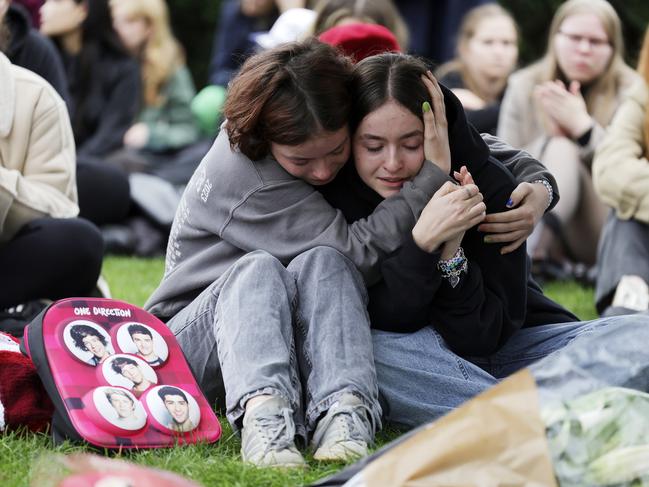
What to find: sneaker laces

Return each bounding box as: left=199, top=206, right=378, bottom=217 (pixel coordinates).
left=313, top=400, right=376, bottom=448
left=254, top=406, right=297, bottom=456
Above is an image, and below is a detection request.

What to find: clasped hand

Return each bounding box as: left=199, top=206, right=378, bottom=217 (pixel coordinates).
left=412, top=167, right=485, bottom=256
left=533, top=80, right=592, bottom=139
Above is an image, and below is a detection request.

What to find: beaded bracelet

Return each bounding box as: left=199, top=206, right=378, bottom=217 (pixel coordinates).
left=437, top=247, right=468, bottom=288
left=532, top=179, right=554, bottom=211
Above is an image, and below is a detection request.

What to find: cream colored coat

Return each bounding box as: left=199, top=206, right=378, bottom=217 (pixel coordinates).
left=593, top=80, right=649, bottom=223
left=0, top=52, right=77, bottom=242
left=498, top=64, right=639, bottom=165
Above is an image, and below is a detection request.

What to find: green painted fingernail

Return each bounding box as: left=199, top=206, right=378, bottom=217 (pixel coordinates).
left=422, top=101, right=431, bottom=112
left=484, top=236, right=492, bottom=243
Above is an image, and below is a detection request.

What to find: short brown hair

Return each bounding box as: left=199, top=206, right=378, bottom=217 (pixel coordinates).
left=223, top=38, right=354, bottom=160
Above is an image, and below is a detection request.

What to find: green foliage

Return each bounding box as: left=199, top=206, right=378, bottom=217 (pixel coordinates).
left=499, top=0, right=649, bottom=67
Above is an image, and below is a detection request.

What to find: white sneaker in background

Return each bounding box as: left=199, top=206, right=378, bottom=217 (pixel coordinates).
left=612, top=275, right=649, bottom=312
left=94, top=275, right=112, bottom=299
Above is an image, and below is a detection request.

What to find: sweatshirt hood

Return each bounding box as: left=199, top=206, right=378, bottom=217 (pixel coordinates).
left=440, top=82, right=491, bottom=172
left=6, top=5, right=30, bottom=59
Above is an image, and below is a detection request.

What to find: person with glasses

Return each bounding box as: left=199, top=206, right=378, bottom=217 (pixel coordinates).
left=497, top=0, right=639, bottom=281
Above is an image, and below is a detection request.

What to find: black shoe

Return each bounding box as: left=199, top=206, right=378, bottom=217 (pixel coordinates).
left=531, top=258, right=573, bottom=283
left=102, top=224, right=137, bottom=255
left=0, top=299, right=51, bottom=337
left=572, top=263, right=597, bottom=287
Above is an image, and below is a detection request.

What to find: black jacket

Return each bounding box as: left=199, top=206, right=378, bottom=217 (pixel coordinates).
left=319, top=85, right=577, bottom=356
left=6, top=4, right=69, bottom=104
left=60, top=48, right=140, bottom=160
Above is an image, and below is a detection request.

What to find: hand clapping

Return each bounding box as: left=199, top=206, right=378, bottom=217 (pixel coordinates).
left=534, top=80, right=593, bottom=139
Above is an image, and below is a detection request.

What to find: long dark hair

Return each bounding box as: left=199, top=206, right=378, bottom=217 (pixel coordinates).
left=351, top=53, right=442, bottom=132
left=68, top=0, right=129, bottom=140
left=223, top=38, right=353, bottom=161
left=351, top=53, right=488, bottom=172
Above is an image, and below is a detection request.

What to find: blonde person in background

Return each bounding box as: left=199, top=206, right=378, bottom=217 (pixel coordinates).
left=109, top=0, right=201, bottom=175
left=311, top=0, right=409, bottom=52
left=435, top=4, right=518, bottom=135
left=497, top=0, right=639, bottom=280
left=592, top=27, right=649, bottom=317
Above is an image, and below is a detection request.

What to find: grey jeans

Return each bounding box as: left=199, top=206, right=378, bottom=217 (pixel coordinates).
left=167, top=247, right=381, bottom=438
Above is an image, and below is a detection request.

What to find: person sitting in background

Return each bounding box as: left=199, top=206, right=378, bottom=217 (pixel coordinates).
left=1, top=0, right=67, bottom=102
left=40, top=0, right=138, bottom=227
left=592, top=26, right=649, bottom=317
left=108, top=0, right=202, bottom=179
left=435, top=3, right=518, bottom=135
left=0, top=50, right=103, bottom=336
left=311, top=0, right=409, bottom=52
left=393, top=0, right=492, bottom=65
left=497, top=0, right=639, bottom=281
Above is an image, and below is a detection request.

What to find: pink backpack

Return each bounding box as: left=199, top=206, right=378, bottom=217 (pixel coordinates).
left=21, top=297, right=221, bottom=448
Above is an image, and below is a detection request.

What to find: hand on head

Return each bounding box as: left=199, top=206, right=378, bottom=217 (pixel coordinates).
left=421, top=72, right=451, bottom=175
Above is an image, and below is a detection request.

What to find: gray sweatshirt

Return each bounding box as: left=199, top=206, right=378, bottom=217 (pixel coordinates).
left=145, top=129, right=556, bottom=319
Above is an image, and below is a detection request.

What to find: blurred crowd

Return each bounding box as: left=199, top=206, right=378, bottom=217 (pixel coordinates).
left=2, top=0, right=649, bottom=337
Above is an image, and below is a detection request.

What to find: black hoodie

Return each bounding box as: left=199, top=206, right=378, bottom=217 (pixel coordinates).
left=6, top=4, right=69, bottom=104
left=319, top=85, right=577, bottom=357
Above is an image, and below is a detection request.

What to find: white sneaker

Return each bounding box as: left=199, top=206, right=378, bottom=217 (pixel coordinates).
left=311, top=393, right=375, bottom=461
left=241, top=396, right=306, bottom=468
left=612, top=275, right=649, bottom=312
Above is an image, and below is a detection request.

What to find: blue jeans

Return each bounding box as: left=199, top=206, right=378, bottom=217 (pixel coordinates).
left=167, top=247, right=381, bottom=438
left=372, top=315, right=649, bottom=428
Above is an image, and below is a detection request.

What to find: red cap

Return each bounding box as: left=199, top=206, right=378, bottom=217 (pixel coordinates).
left=318, top=23, right=401, bottom=62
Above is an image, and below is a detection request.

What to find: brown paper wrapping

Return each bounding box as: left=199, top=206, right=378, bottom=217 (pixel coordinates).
left=361, top=369, right=557, bottom=487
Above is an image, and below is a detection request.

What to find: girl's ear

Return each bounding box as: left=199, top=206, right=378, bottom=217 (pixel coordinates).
left=77, top=1, right=89, bottom=24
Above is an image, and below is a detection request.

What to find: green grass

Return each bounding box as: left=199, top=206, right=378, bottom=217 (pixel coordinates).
left=1, top=257, right=597, bottom=486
